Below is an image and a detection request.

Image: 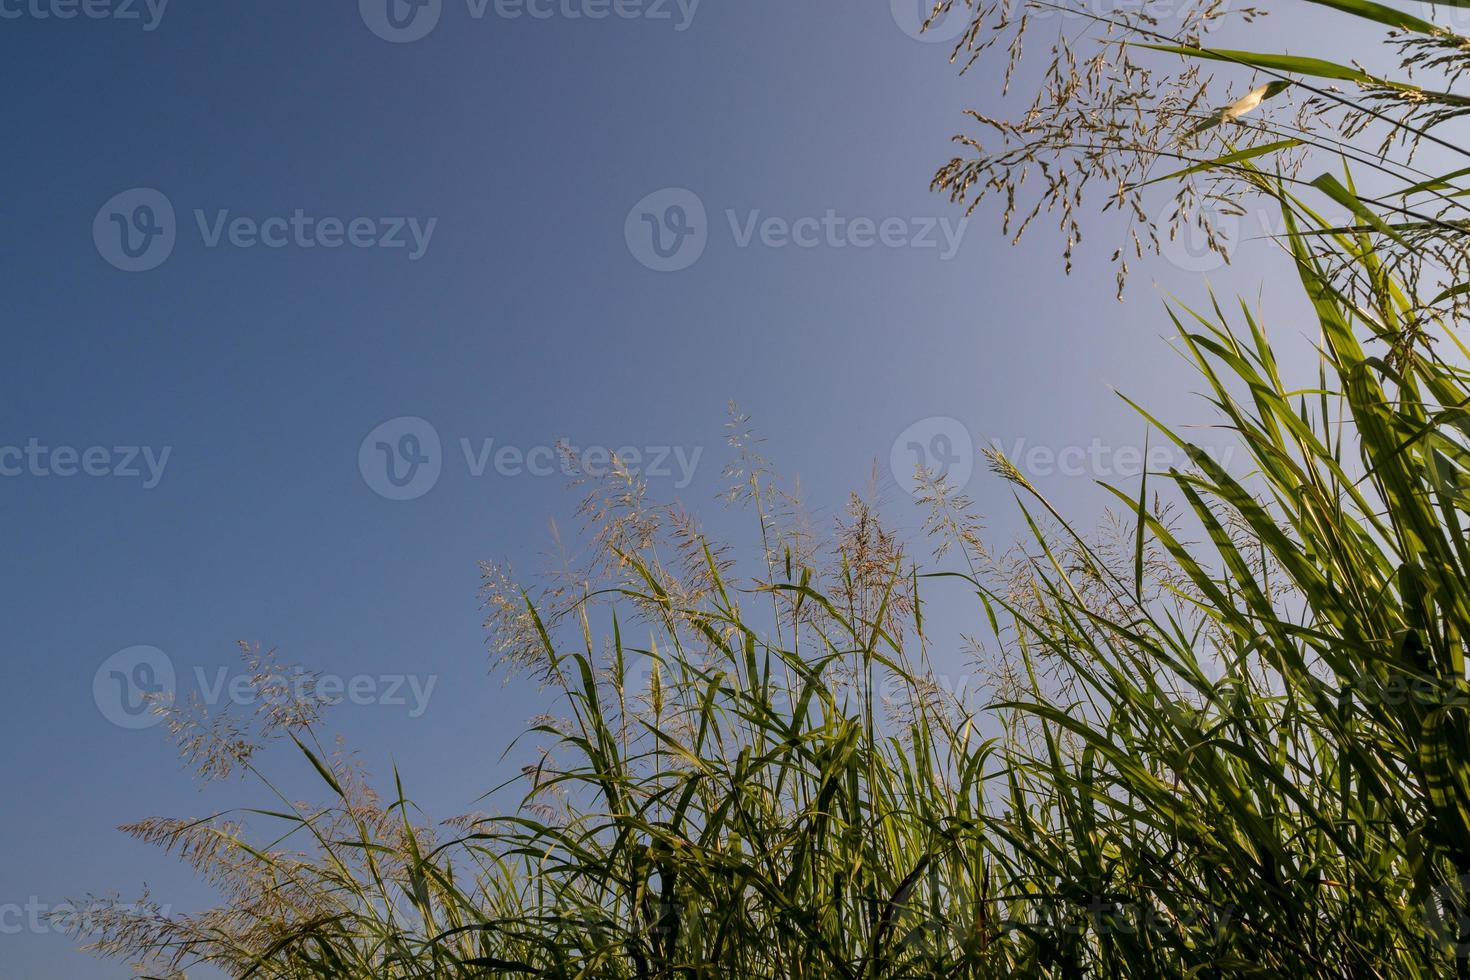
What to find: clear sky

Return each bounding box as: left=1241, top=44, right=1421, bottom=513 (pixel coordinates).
left=0, top=0, right=1359, bottom=975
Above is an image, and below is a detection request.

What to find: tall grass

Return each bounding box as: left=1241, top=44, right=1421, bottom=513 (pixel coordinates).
left=72, top=0, right=1470, bottom=973
left=71, top=183, right=1470, bottom=976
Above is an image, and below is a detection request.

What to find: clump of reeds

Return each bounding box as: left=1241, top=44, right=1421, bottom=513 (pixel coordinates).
left=68, top=193, right=1470, bottom=973
left=65, top=0, right=1470, bottom=973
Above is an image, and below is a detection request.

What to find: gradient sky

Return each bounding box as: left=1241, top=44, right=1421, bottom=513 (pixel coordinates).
left=0, top=0, right=1378, bottom=974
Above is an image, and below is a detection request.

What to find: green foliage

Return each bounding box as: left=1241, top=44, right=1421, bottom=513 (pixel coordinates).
left=930, top=0, right=1470, bottom=309
left=73, top=0, right=1470, bottom=976
left=75, top=196, right=1470, bottom=975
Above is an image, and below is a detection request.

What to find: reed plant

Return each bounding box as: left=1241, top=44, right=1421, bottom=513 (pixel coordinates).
left=73, top=192, right=1470, bottom=975
left=71, top=0, right=1470, bottom=974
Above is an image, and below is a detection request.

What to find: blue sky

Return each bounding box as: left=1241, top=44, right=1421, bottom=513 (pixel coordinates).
left=0, top=0, right=1362, bottom=974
